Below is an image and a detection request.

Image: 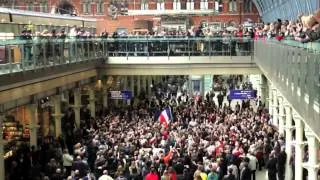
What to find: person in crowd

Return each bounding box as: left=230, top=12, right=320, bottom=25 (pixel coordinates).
left=5, top=75, right=284, bottom=180
left=222, top=168, right=236, bottom=180
left=247, top=151, right=258, bottom=180
left=266, top=151, right=278, bottom=180
left=239, top=162, right=251, bottom=180
left=99, top=170, right=114, bottom=180
left=277, top=147, right=287, bottom=180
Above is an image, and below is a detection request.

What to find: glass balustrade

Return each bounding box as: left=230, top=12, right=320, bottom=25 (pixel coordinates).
left=0, top=37, right=254, bottom=75
left=105, top=37, right=253, bottom=57
left=255, top=40, right=320, bottom=137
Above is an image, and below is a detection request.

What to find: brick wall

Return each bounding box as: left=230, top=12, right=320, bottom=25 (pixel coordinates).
left=3, top=0, right=260, bottom=33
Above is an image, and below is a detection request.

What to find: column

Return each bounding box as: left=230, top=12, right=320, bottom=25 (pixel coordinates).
left=28, top=103, right=39, bottom=148
left=304, top=127, right=320, bottom=180
left=268, top=84, right=273, bottom=116
left=115, top=76, right=120, bottom=106
left=88, top=87, right=96, bottom=118
left=0, top=113, right=7, bottom=180
left=52, top=95, right=63, bottom=138
left=63, top=91, right=69, bottom=106
left=137, top=76, right=141, bottom=97
left=284, top=104, right=293, bottom=180
left=273, top=89, right=279, bottom=127
left=142, top=76, right=147, bottom=93
left=123, top=76, right=128, bottom=90
left=102, top=85, right=108, bottom=109
left=278, top=96, right=285, bottom=135
left=148, top=76, right=152, bottom=99
left=130, top=76, right=135, bottom=97
left=73, top=88, right=81, bottom=128
left=294, top=115, right=305, bottom=180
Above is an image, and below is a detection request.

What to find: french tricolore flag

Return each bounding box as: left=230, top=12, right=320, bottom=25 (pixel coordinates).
left=158, top=107, right=173, bottom=128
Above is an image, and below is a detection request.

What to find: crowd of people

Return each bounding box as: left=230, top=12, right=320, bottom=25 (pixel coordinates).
left=5, top=75, right=295, bottom=180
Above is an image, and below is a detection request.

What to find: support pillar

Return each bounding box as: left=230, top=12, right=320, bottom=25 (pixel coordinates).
left=137, top=76, right=141, bottom=97
left=0, top=113, right=7, bottom=180
left=28, top=104, right=39, bottom=148
left=88, top=87, right=96, bottom=118
left=130, top=76, right=135, bottom=97
left=148, top=76, right=152, bottom=99
left=303, top=127, right=320, bottom=180
left=284, top=105, right=293, bottom=180
left=142, top=76, right=147, bottom=93
left=115, top=76, right=120, bottom=106
left=273, top=89, right=278, bottom=127
left=123, top=76, right=128, bottom=90
left=52, top=95, right=63, bottom=138
left=294, top=115, right=305, bottom=180
left=102, top=85, right=108, bottom=109
left=278, top=96, right=285, bottom=135
left=268, top=84, right=273, bottom=116
left=73, top=88, right=81, bottom=128
left=63, top=91, right=70, bottom=106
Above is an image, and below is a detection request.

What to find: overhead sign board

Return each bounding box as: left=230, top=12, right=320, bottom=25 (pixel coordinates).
left=229, top=90, right=257, bottom=100
left=110, top=91, right=132, bottom=100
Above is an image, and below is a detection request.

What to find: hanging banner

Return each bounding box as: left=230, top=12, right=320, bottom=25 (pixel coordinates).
left=229, top=90, right=257, bottom=100
left=110, top=91, right=132, bottom=100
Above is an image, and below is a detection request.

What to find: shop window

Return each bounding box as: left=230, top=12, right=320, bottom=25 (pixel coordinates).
left=173, top=0, right=181, bottom=10
left=200, top=0, right=208, bottom=10
left=243, top=0, right=252, bottom=12
left=141, top=0, right=149, bottom=10
left=229, top=0, right=237, bottom=12
left=97, top=1, right=104, bottom=14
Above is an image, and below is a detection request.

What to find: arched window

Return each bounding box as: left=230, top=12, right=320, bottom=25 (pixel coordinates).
left=200, top=0, right=208, bottom=10
left=141, top=0, right=149, bottom=10
left=187, top=0, right=194, bottom=10
left=81, top=0, right=91, bottom=14
left=157, top=0, right=165, bottom=10
left=96, top=0, right=104, bottom=14
left=243, top=0, right=252, bottom=12
left=173, top=0, right=181, bottom=10
left=229, top=0, right=237, bottom=12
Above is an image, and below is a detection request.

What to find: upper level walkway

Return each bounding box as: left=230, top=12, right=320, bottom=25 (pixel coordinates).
left=254, top=40, right=320, bottom=139
left=0, top=37, right=258, bottom=77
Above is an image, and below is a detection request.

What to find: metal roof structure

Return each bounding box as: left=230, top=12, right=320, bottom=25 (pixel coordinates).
left=252, top=0, right=319, bottom=22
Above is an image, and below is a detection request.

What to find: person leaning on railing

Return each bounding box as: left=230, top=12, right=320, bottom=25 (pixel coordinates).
left=20, top=28, right=32, bottom=62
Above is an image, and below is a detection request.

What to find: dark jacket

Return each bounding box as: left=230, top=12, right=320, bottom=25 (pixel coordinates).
left=240, top=167, right=251, bottom=180
left=72, top=160, right=89, bottom=177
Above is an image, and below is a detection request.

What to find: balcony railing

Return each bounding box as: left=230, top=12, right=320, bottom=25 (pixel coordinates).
left=0, top=38, right=106, bottom=75
left=105, top=37, right=253, bottom=58
left=254, top=40, right=320, bottom=137
left=0, top=37, right=254, bottom=75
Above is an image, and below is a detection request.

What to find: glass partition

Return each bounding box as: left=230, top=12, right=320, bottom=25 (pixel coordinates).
left=0, top=37, right=254, bottom=75
left=105, top=37, right=253, bottom=57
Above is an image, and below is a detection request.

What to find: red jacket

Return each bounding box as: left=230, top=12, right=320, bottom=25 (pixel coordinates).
left=145, top=173, right=159, bottom=180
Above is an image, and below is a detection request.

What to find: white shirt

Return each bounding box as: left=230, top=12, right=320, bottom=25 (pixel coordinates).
left=99, top=174, right=114, bottom=180
left=247, top=154, right=258, bottom=170
left=63, top=153, right=73, bottom=167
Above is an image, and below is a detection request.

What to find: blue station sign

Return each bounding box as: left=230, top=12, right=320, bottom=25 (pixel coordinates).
left=229, top=90, right=257, bottom=100
left=110, top=91, right=132, bottom=100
